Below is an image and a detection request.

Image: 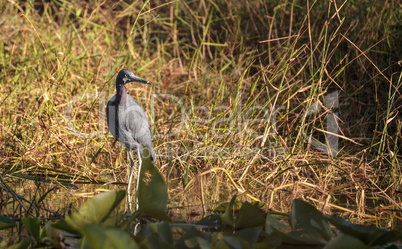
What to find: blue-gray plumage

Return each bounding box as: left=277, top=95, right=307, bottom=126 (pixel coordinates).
left=106, top=69, right=155, bottom=212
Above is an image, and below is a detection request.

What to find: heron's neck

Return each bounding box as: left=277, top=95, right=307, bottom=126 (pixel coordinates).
left=116, top=85, right=127, bottom=105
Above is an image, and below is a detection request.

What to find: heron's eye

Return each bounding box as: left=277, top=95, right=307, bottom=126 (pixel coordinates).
left=125, top=74, right=127, bottom=78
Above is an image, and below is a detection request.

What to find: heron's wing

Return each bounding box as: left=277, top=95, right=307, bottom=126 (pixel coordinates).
left=111, top=95, right=156, bottom=162
left=124, top=108, right=153, bottom=146
left=124, top=108, right=156, bottom=162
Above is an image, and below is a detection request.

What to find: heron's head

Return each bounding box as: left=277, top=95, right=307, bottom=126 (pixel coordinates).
left=116, top=69, right=151, bottom=86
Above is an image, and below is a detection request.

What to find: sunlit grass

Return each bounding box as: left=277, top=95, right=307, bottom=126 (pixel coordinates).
left=0, top=0, right=400, bottom=227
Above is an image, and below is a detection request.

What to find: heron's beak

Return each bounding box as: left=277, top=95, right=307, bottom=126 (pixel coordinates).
left=127, top=76, right=151, bottom=85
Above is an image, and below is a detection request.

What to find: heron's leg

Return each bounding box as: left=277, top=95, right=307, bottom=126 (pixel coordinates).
left=135, top=147, right=142, bottom=211
left=127, top=151, right=135, bottom=213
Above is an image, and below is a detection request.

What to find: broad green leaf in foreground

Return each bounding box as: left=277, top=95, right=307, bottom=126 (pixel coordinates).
left=138, top=147, right=170, bottom=221
left=323, top=233, right=370, bottom=249
left=291, top=199, right=332, bottom=242
left=0, top=215, right=16, bottom=230
left=53, top=190, right=125, bottom=234
left=265, top=213, right=288, bottom=235
left=234, top=226, right=262, bottom=244
left=21, top=217, right=40, bottom=243
left=265, top=200, right=328, bottom=246
left=235, top=201, right=265, bottom=229
left=196, top=214, right=221, bottom=232
left=327, top=214, right=402, bottom=246
left=138, top=222, right=174, bottom=245
left=175, top=226, right=211, bottom=248
left=222, top=236, right=252, bottom=249
left=214, top=200, right=243, bottom=212
left=184, top=237, right=212, bottom=249
left=221, top=195, right=237, bottom=228
left=43, top=222, right=65, bottom=248
left=275, top=229, right=328, bottom=246
left=81, top=223, right=139, bottom=249
left=8, top=237, right=34, bottom=249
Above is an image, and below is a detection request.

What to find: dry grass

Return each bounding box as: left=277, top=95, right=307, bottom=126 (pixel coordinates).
left=0, top=0, right=401, bottom=227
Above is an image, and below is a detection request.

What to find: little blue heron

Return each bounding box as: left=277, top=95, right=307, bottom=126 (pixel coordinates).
left=106, top=69, right=155, bottom=212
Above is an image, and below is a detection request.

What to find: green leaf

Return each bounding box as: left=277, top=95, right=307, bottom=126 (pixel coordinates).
left=53, top=190, right=125, bottom=234
left=274, top=229, right=327, bottom=246
left=8, top=237, right=34, bottom=249
left=0, top=215, right=16, bottom=230
left=265, top=213, right=288, bottom=235
left=143, top=232, right=176, bottom=249
left=42, top=222, right=63, bottom=248
left=267, top=207, right=326, bottom=246
left=290, top=199, right=332, bottom=242
left=324, top=233, right=370, bottom=249
left=117, top=211, right=141, bottom=230
left=369, top=229, right=402, bottom=246
left=221, top=195, right=236, bottom=228
left=105, top=229, right=140, bottom=249
left=234, top=226, right=262, bottom=244
left=196, top=214, right=221, bottom=226
left=81, top=223, right=139, bottom=249
left=175, top=226, right=210, bottom=248
left=138, top=148, right=171, bottom=221
left=214, top=238, right=230, bottom=249
left=21, top=217, right=40, bottom=242
left=235, top=202, right=265, bottom=229
left=214, top=201, right=243, bottom=212
left=137, top=222, right=175, bottom=248
left=327, top=215, right=402, bottom=246
left=185, top=237, right=212, bottom=249
left=150, top=222, right=174, bottom=245
left=196, top=214, right=221, bottom=232
left=222, top=236, right=251, bottom=249
left=258, top=230, right=282, bottom=248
